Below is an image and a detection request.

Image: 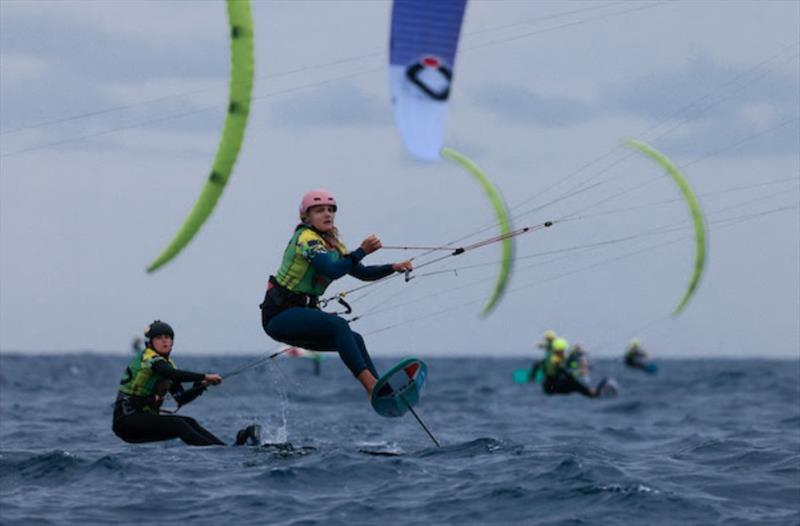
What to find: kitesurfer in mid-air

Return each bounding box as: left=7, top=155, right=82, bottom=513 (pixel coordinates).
left=112, top=321, right=260, bottom=446
left=529, top=329, right=557, bottom=382
left=542, top=338, right=611, bottom=398
left=624, top=338, right=657, bottom=374
left=260, top=189, right=413, bottom=396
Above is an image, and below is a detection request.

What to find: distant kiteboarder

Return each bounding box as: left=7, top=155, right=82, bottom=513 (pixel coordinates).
left=529, top=329, right=557, bottom=382
left=511, top=329, right=557, bottom=384
left=284, top=346, right=324, bottom=376
left=542, top=338, right=615, bottom=398
left=624, top=338, right=658, bottom=374
left=565, top=344, right=591, bottom=383
left=260, top=190, right=413, bottom=396
left=112, top=320, right=260, bottom=446
left=130, top=336, right=143, bottom=353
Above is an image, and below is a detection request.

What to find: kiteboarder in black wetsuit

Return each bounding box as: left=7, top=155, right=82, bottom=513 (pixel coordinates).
left=565, top=344, right=590, bottom=382
left=529, top=329, right=556, bottom=382
left=542, top=339, right=612, bottom=398
left=112, top=320, right=260, bottom=446
left=624, top=338, right=657, bottom=374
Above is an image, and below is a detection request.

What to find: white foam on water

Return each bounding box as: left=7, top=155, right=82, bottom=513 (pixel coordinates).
left=260, top=360, right=290, bottom=445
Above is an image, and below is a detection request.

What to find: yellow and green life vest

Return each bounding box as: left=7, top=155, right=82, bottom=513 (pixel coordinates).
left=118, top=348, right=176, bottom=398
left=275, top=226, right=347, bottom=296
left=544, top=352, right=564, bottom=377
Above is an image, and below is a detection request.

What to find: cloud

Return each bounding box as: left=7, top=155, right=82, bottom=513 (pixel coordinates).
left=263, top=83, right=391, bottom=129
left=605, top=56, right=798, bottom=119
left=471, top=85, right=595, bottom=127
left=0, top=2, right=232, bottom=137
left=1, top=0, right=221, bottom=39
left=468, top=56, right=798, bottom=157
left=603, top=56, right=799, bottom=156
left=0, top=53, right=47, bottom=80
left=0, top=2, right=227, bottom=84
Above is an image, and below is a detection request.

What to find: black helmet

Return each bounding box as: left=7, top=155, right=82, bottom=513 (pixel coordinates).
left=145, top=320, right=174, bottom=341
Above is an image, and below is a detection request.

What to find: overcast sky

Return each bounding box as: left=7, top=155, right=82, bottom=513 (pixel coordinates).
left=1, top=0, right=798, bottom=358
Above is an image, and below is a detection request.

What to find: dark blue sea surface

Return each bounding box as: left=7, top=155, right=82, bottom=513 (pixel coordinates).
left=1, top=354, right=798, bottom=525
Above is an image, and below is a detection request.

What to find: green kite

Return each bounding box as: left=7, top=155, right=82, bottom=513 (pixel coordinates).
left=626, top=139, right=707, bottom=315
left=441, top=147, right=514, bottom=317
left=148, top=0, right=255, bottom=273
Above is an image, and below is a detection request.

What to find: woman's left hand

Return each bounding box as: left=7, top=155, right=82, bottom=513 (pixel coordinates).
left=360, top=235, right=382, bottom=254
left=392, top=260, right=413, bottom=272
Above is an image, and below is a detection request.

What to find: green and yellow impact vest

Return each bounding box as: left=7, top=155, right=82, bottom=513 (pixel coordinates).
left=275, top=226, right=346, bottom=296
left=118, top=348, right=176, bottom=398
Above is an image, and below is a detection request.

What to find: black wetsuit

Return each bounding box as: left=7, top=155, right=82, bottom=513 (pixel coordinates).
left=543, top=368, right=595, bottom=398
left=112, top=361, right=224, bottom=446
left=624, top=349, right=649, bottom=371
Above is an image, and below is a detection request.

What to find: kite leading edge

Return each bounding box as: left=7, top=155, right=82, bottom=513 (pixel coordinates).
left=148, top=0, right=255, bottom=273
left=441, top=147, right=514, bottom=316
left=625, top=139, right=707, bottom=315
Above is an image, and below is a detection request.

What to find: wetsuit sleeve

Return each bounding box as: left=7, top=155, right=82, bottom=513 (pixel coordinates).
left=349, top=262, right=395, bottom=281
left=347, top=247, right=366, bottom=263
left=172, top=382, right=207, bottom=406
left=151, top=360, right=206, bottom=383
left=309, top=251, right=356, bottom=280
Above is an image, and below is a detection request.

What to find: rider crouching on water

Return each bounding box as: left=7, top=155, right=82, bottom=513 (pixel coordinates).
left=566, top=344, right=591, bottom=383
left=529, top=329, right=557, bottom=382
left=624, top=338, right=656, bottom=374
left=542, top=338, right=608, bottom=398
left=112, top=321, right=258, bottom=446
left=260, top=189, right=413, bottom=395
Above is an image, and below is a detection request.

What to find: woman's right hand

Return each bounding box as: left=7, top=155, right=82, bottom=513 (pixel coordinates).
left=392, top=259, right=413, bottom=273
left=360, top=235, right=382, bottom=254
left=203, top=373, right=223, bottom=385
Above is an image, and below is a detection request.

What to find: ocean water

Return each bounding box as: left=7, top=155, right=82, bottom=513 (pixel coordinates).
left=0, top=354, right=798, bottom=526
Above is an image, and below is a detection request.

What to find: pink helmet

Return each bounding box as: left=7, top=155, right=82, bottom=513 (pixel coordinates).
left=299, top=189, right=337, bottom=217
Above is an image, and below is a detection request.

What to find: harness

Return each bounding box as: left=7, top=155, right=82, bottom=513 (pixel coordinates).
left=113, top=391, right=163, bottom=420
left=114, top=348, right=174, bottom=419
left=259, top=275, right=321, bottom=326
